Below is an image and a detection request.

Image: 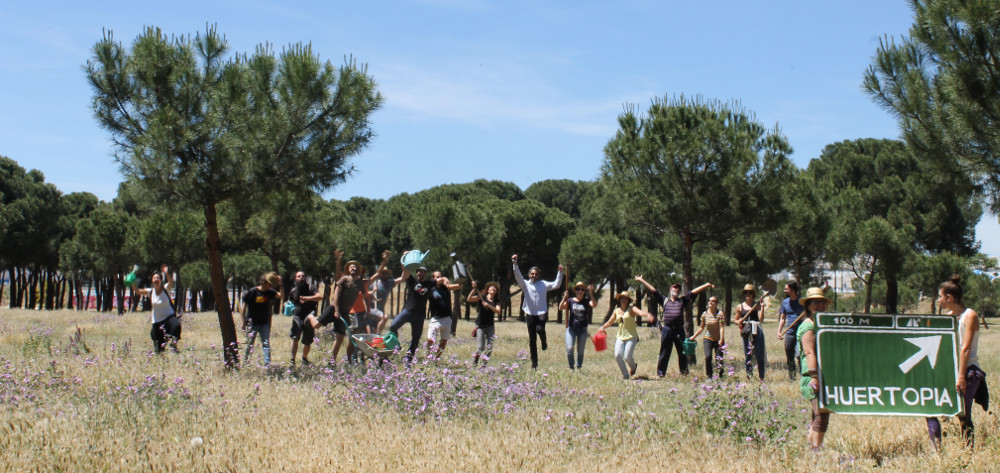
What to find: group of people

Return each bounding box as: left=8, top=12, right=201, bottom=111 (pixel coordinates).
left=131, top=257, right=987, bottom=451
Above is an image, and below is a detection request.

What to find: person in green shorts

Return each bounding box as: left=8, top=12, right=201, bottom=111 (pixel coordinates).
left=797, top=287, right=831, bottom=450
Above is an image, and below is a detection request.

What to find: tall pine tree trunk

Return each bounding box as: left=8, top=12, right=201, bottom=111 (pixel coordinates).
left=204, top=202, right=239, bottom=368
left=886, top=271, right=898, bottom=315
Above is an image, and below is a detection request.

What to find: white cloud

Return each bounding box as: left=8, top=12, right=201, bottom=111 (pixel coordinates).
left=372, top=55, right=638, bottom=137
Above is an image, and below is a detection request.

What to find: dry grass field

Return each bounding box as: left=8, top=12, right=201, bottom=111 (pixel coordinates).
left=1, top=300, right=998, bottom=472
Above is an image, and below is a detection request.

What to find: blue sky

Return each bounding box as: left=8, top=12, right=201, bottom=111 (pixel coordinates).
left=3, top=0, right=999, bottom=258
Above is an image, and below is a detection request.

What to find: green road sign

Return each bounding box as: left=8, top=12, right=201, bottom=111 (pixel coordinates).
left=816, top=313, right=960, bottom=417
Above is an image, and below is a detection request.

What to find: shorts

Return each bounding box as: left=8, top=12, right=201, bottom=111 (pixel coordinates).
left=317, top=305, right=347, bottom=335
left=289, top=312, right=316, bottom=345
left=427, top=317, right=452, bottom=341
left=365, top=310, right=381, bottom=330
left=348, top=312, right=363, bottom=330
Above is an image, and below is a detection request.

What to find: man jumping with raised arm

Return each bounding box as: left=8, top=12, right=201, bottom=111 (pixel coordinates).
left=512, top=254, right=564, bottom=370
left=634, top=275, right=713, bottom=377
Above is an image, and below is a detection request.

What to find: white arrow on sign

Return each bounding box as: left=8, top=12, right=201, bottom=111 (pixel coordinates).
left=898, top=335, right=942, bottom=374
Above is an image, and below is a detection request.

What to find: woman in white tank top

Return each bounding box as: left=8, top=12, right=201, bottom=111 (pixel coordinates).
left=925, top=275, right=985, bottom=448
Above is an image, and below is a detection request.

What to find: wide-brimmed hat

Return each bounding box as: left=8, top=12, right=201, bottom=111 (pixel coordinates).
left=573, top=281, right=587, bottom=290
left=742, top=284, right=755, bottom=293
left=799, top=287, right=831, bottom=305
left=615, top=291, right=633, bottom=302
left=345, top=260, right=364, bottom=272
left=483, top=281, right=500, bottom=292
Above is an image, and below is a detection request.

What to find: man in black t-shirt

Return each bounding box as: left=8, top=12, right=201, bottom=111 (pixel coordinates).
left=241, top=274, right=282, bottom=367
left=388, top=256, right=435, bottom=362
left=289, top=271, right=324, bottom=365
left=425, top=270, right=463, bottom=359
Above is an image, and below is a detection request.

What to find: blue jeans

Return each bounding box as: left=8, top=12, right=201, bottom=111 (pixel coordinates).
left=657, top=324, right=688, bottom=376
left=565, top=326, right=588, bottom=369
left=389, top=309, right=424, bottom=362
left=246, top=323, right=271, bottom=366
left=742, top=326, right=766, bottom=379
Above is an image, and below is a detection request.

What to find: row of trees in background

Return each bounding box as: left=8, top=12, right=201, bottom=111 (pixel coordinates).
left=4, top=127, right=997, bottom=320
left=4, top=0, right=1000, bottom=367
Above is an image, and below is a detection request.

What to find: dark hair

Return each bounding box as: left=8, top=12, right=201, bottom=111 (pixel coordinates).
left=529, top=266, right=540, bottom=274
left=787, top=281, right=799, bottom=294
left=939, top=274, right=963, bottom=303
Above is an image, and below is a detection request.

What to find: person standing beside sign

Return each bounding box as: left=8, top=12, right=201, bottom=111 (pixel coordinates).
left=735, top=284, right=767, bottom=380
left=926, top=275, right=987, bottom=448
left=776, top=282, right=805, bottom=380
left=797, top=287, right=832, bottom=450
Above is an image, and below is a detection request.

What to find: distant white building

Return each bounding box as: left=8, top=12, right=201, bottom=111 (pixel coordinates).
left=769, top=264, right=857, bottom=294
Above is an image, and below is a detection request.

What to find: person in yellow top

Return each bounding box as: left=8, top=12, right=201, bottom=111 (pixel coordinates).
left=597, top=291, right=654, bottom=379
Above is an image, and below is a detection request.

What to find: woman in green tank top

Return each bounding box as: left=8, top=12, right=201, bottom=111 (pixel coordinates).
left=797, top=287, right=831, bottom=450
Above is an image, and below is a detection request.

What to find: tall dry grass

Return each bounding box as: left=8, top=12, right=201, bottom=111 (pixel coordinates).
left=0, top=306, right=998, bottom=472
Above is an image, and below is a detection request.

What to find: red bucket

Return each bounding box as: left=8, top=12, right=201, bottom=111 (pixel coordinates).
left=593, top=331, right=607, bottom=352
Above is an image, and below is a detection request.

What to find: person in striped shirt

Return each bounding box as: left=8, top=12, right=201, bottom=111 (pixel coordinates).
left=688, top=296, right=726, bottom=378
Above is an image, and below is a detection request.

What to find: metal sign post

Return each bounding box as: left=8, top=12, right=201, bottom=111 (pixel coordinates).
left=816, top=313, right=961, bottom=417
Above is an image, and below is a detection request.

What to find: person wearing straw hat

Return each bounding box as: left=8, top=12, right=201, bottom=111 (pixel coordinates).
left=796, top=286, right=832, bottom=450
left=688, top=295, right=726, bottom=378
left=560, top=282, right=595, bottom=370
left=735, top=283, right=767, bottom=380
left=468, top=280, right=502, bottom=365
left=597, top=291, right=654, bottom=379
left=634, top=275, right=714, bottom=377
left=512, top=254, right=564, bottom=370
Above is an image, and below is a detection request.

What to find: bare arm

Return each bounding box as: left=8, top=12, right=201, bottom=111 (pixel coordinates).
left=467, top=282, right=481, bottom=303
left=587, top=285, right=596, bottom=308
left=776, top=306, right=787, bottom=339
left=331, top=281, right=344, bottom=318
left=371, top=250, right=390, bottom=279
left=634, top=275, right=657, bottom=294
left=957, top=310, right=979, bottom=393
left=629, top=306, right=655, bottom=325
left=333, top=249, right=344, bottom=280
left=802, top=328, right=818, bottom=392
left=162, top=265, right=173, bottom=292
left=689, top=317, right=707, bottom=340
left=598, top=310, right=617, bottom=333
left=691, top=282, right=714, bottom=295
